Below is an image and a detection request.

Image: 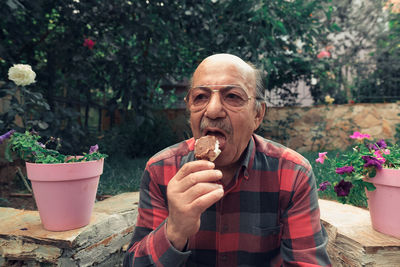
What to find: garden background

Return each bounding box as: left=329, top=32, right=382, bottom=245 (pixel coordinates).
left=0, top=0, right=400, bottom=209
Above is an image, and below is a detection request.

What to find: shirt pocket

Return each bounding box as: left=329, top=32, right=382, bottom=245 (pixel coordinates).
left=249, top=223, right=282, bottom=252
left=251, top=224, right=282, bottom=236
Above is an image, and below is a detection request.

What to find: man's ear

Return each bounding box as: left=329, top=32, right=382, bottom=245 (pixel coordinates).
left=254, top=102, right=266, bottom=129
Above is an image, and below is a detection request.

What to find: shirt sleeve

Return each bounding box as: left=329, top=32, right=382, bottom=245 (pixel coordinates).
left=123, top=168, right=191, bottom=267
left=280, top=165, right=331, bottom=267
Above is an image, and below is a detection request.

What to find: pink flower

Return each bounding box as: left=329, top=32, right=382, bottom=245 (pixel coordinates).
left=374, top=149, right=390, bottom=163
left=317, top=50, right=331, bottom=59
left=83, top=38, right=95, bottom=50
left=374, top=151, right=385, bottom=163
left=316, top=152, right=328, bottom=164
left=349, top=131, right=371, bottom=140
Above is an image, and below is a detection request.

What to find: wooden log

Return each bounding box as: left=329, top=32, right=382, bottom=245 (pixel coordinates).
left=319, top=199, right=400, bottom=266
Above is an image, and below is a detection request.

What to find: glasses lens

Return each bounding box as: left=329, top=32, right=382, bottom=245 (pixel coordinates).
left=188, top=88, right=211, bottom=110
left=221, top=87, right=248, bottom=107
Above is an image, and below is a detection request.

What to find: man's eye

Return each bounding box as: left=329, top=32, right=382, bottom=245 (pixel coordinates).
left=225, top=93, right=242, bottom=100
left=192, top=93, right=209, bottom=104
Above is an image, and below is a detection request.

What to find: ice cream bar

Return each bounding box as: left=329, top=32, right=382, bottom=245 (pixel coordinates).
left=194, top=135, right=221, bottom=161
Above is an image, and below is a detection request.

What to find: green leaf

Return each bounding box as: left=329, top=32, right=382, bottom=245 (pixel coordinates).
left=4, top=141, right=13, bottom=162
left=331, top=23, right=341, bottom=32
left=364, top=182, right=376, bottom=192
left=275, top=21, right=287, bottom=34
left=368, top=168, right=377, bottom=178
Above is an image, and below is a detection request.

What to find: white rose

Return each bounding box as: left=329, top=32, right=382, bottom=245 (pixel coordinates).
left=8, top=64, right=36, bottom=86
left=311, top=77, right=317, bottom=85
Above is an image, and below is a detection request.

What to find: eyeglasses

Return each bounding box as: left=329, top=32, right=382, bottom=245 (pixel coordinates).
left=185, top=84, right=256, bottom=112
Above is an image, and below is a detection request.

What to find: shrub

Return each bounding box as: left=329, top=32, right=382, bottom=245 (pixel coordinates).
left=99, top=112, right=182, bottom=158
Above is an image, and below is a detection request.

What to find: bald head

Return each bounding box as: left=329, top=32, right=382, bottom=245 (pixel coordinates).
left=199, top=54, right=254, bottom=71
left=190, top=53, right=265, bottom=111
left=192, top=54, right=255, bottom=87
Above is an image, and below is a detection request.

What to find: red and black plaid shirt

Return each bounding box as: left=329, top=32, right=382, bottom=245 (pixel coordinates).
left=124, top=134, right=331, bottom=266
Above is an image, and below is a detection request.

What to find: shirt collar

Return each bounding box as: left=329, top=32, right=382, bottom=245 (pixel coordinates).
left=238, top=134, right=256, bottom=180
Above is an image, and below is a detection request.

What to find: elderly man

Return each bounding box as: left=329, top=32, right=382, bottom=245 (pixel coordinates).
left=124, top=54, right=331, bottom=266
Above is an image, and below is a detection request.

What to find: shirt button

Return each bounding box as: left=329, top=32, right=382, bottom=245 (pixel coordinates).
left=220, top=254, right=227, bottom=261
left=222, top=224, right=229, bottom=232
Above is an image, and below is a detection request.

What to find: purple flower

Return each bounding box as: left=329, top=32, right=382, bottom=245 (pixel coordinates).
left=318, top=181, right=331, bottom=191
left=376, top=139, right=387, bottom=149
left=367, top=143, right=376, bottom=151
left=368, top=139, right=387, bottom=151
left=89, top=144, right=99, bottom=154
left=0, top=130, right=15, bottom=144
left=362, top=155, right=384, bottom=170
left=334, top=180, right=353, bottom=197
left=335, top=166, right=355, bottom=175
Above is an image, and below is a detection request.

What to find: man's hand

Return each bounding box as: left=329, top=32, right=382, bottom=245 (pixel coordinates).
left=166, top=160, right=224, bottom=250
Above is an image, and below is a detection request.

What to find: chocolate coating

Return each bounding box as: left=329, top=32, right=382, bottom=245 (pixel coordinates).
left=194, top=136, right=221, bottom=161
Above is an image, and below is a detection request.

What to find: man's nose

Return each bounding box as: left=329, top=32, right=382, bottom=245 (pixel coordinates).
left=204, top=90, right=226, bottom=118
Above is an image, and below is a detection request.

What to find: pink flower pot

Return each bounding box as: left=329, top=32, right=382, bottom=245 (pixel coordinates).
left=365, top=168, right=400, bottom=238
left=26, top=158, right=104, bottom=231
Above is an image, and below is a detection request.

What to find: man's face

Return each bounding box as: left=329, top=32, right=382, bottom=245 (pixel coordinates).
left=188, top=56, right=264, bottom=168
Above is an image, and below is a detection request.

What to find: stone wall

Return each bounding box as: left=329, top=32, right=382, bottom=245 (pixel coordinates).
left=261, top=103, right=400, bottom=152
left=166, top=102, right=400, bottom=152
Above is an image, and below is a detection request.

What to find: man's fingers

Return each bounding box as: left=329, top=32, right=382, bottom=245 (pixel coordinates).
left=184, top=182, right=223, bottom=203
left=178, top=169, right=222, bottom=192
left=190, top=186, right=224, bottom=214
left=175, top=160, right=215, bottom=181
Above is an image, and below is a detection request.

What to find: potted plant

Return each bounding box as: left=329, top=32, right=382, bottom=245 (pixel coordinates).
left=1, top=129, right=107, bottom=231
left=1, top=64, right=107, bottom=231
left=315, top=131, right=400, bottom=238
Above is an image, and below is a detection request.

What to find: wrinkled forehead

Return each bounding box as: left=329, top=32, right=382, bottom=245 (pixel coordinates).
left=192, top=56, right=256, bottom=92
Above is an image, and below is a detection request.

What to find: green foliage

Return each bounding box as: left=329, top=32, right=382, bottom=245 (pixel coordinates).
left=309, top=58, right=349, bottom=104
left=7, top=131, right=63, bottom=163
left=6, top=130, right=107, bottom=163
left=0, top=0, right=335, bottom=153
left=304, top=149, right=369, bottom=207
left=36, top=105, right=86, bottom=155
left=309, top=0, right=400, bottom=104
left=99, top=112, right=181, bottom=158
left=0, top=82, right=50, bottom=131
left=354, top=11, right=400, bottom=102
left=0, top=0, right=330, bottom=112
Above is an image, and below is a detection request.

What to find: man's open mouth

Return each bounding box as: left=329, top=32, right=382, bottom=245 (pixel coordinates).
left=203, top=128, right=227, bottom=150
